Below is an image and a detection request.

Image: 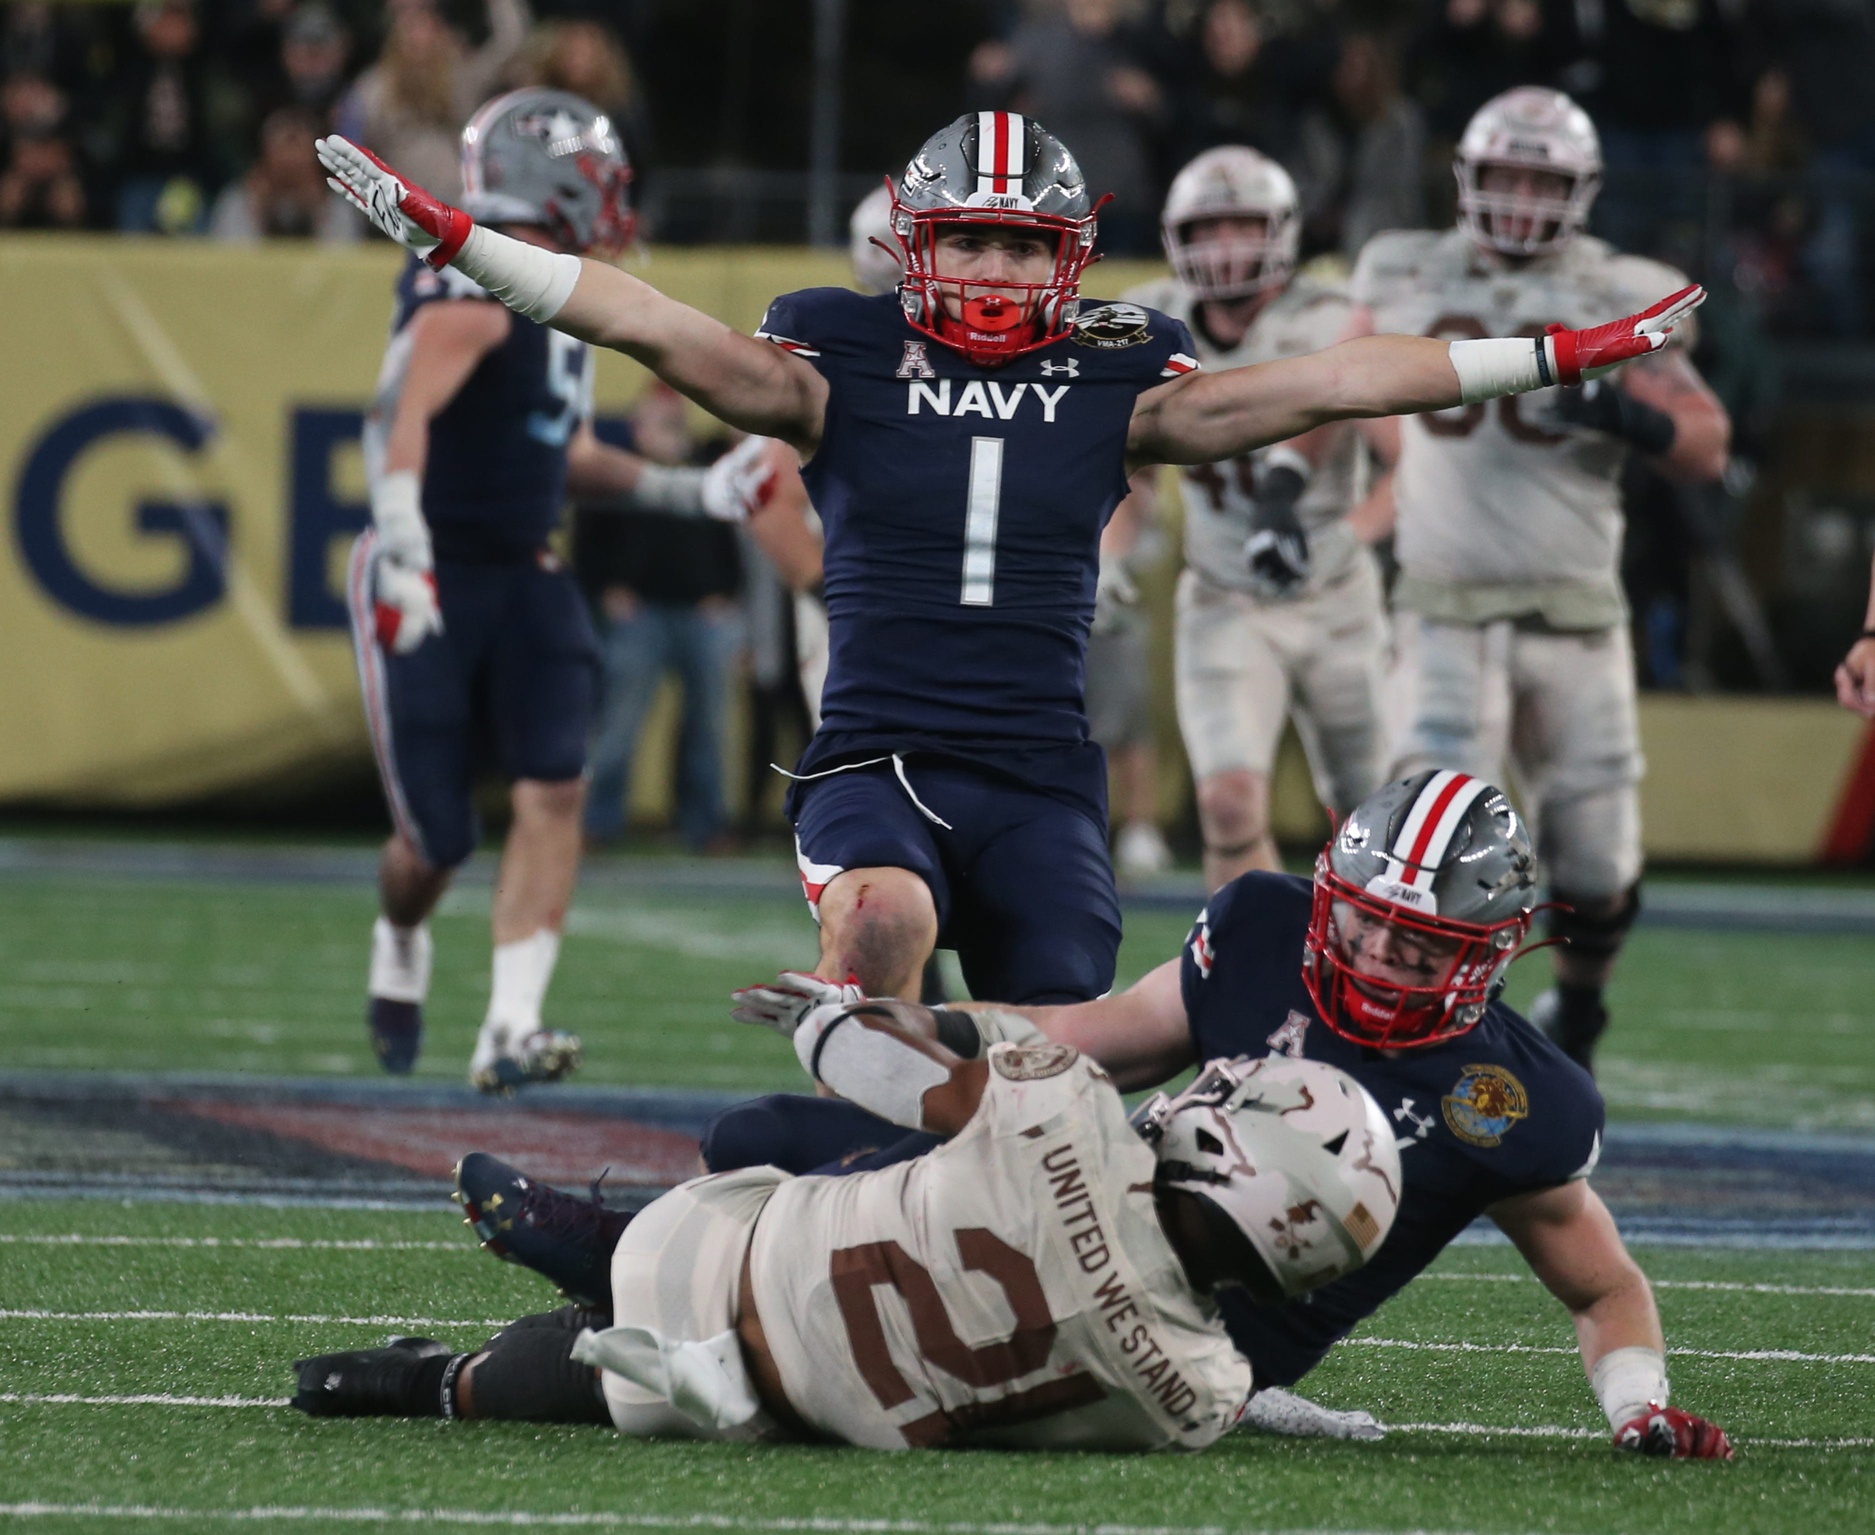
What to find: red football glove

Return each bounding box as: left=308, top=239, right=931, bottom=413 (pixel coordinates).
left=316, top=135, right=475, bottom=271
left=1544, top=284, right=1705, bottom=387
left=1614, top=1403, right=1735, bottom=1461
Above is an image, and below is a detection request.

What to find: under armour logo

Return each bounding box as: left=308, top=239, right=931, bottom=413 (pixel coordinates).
left=1393, top=1097, right=1435, bottom=1150
left=896, top=340, right=936, bottom=380
left=1040, top=358, right=1079, bottom=377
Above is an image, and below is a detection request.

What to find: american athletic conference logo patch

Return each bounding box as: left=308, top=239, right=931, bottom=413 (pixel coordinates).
left=1442, top=1063, right=1529, bottom=1147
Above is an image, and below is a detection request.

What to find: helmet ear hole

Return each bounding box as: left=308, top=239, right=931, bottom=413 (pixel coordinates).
left=1194, top=1128, right=1225, bottom=1157
left=1322, top=1130, right=1347, bottom=1156
left=1191, top=1190, right=1286, bottom=1307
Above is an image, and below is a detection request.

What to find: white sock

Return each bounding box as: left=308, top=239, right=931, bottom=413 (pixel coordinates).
left=483, top=928, right=562, bottom=1041
left=369, top=917, right=432, bottom=1003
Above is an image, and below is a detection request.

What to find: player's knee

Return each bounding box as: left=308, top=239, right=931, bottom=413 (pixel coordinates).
left=1197, top=771, right=1268, bottom=850
left=1546, top=884, right=1641, bottom=964
left=699, top=1097, right=795, bottom=1174
left=700, top=1094, right=895, bottom=1176
left=512, top=777, right=586, bottom=825
left=818, top=868, right=938, bottom=983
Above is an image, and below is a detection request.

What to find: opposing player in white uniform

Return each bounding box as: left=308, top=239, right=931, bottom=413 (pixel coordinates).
left=1347, top=89, right=1731, bottom=1069
left=291, top=1013, right=1402, bottom=1452
left=1123, top=149, right=1388, bottom=890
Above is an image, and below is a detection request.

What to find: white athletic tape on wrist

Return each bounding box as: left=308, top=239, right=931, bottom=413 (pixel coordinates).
left=795, top=1002, right=951, bottom=1130
left=632, top=463, right=708, bottom=516
left=1591, top=1345, right=1669, bottom=1431
left=1447, top=336, right=1556, bottom=404
left=453, top=225, right=583, bottom=323
left=371, top=469, right=429, bottom=563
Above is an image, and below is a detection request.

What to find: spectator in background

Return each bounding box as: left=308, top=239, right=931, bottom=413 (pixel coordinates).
left=334, top=0, right=529, bottom=203
left=969, top=0, right=1170, bottom=253
left=575, top=385, right=744, bottom=853
left=1408, top=0, right=1570, bottom=146
left=0, top=73, right=84, bottom=228
left=1173, top=0, right=1336, bottom=174
left=106, top=0, right=218, bottom=232
left=1291, top=27, right=1426, bottom=257
left=264, top=4, right=353, bottom=129
left=1571, top=0, right=1753, bottom=256
left=209, top=105, right=357, bottom=240
left=1755, top=0, right=1875, bottom=334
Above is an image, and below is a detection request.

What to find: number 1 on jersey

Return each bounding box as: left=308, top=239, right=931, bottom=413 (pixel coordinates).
left=961, top=436, right=1004, bottom=606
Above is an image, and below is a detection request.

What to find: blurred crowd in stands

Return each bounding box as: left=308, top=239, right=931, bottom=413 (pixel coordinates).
left=2, top=0, right=1873, bottom=341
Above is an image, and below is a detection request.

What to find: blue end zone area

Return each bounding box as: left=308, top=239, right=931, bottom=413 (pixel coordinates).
left=4, top=1071, right=1872, bottom=1249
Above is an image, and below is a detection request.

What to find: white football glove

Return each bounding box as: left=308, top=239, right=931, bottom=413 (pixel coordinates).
left=1239, top=1386, right=1384, bottom=1441
left=701, top=436, right=779, bottom=522
left=730, top=971, right=863, bottom=1038
left=316, top=135, right=471, bottom=269
left=369, top=470, right=442, bottom=654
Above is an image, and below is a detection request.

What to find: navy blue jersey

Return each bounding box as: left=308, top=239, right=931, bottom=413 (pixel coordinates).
left=1178, top=872, right=1605, bottom=1386
left=366, top=258, right=593, bottom=562
left=757, top=289, right=1198, bottom=799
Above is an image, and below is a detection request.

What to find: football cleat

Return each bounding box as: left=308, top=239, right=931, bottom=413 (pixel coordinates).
left=290, top=1336, right=451, bottom=1417
left=453, top=1151, right=630, bottom=1309
left=469, top=1027, right=582, bottom=1094
left=368, top=997, right=423, bottom=1074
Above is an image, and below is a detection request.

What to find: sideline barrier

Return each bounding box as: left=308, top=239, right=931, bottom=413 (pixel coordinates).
left=2, top=238, right=1867, bottom=864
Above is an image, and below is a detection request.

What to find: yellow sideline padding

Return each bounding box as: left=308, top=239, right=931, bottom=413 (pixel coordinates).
left=0, top=238, right=1860, bottom=863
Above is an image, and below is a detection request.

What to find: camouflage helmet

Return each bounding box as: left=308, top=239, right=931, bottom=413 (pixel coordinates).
left=1303, top=771, right=1538, bottom=1048
left=888, top=112, right=1102, bottom=366
left=460, top=88, right=634, bottom=255
left=1455, top=87, right=1602, bottom=257
left=1161, top=144, right=1300, bottom=301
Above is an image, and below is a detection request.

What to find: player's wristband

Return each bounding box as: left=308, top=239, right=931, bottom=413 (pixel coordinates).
left=370, top=469, right=431, bottom=567
left=452, top=224, right=583, bottom=324
left=1448, top=336, right=1552, bottom=404
left=631, top=463, right=709, bottom=516
left=1591, top=1346, right=1669, bottom=1432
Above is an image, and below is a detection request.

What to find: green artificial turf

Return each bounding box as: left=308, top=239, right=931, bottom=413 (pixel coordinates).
left=1, top=1199, right=1870, bottom=1534
left=3, top=866, right=1875, bottom=1128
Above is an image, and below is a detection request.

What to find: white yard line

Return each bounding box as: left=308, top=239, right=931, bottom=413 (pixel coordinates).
left=0, top=1309, right=504, bottom=1328
left=1419, top=1271, right=1875, bottom=1299
left=1346, top=1337, right=1875, bottom=1364
left=0, top=1234, right=465, bottom=1252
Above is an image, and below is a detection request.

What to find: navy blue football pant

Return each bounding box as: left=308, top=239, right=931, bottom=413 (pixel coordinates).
left=791, top=757, right=1122, bottom=1005
left=349, top=538, right=600, bottom=870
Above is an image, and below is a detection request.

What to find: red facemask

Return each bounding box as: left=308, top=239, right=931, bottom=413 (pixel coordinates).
left=1301, top=852, right=1532, bottom=1049
left=890, top=189, right=1103, bottom=368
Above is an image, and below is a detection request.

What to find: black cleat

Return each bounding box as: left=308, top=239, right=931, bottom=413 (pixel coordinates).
left=453, top=1151, right=631, bottom=1309
left=291, top=1336, right=450, bottom=1417
left=369, top=996, right=424, bottom=1074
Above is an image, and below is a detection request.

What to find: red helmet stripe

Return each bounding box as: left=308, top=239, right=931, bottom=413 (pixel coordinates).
left=975, top=111, right=1027, bottom=194
left=1391, top=771, right=1490, bottom=885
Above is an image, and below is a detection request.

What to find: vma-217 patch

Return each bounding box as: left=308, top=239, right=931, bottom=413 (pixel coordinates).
left=1442, top=1062, right=1529, bottom=1147
left=992, top=1042, right=1080, bottom=1081
left=1071, top=302, right=1152, bottom=350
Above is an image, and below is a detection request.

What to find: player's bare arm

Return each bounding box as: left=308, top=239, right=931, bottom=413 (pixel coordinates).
left=1835, top=554, right=1875, bottom=716
left=1617, top=348, right=1730, bottom=482
left=1490, top=1179, right=1733, bottom=1457
left=954, top=958, right=1197, bottom=1090
left=1127, top=282, right=1704, bottom=468
left=380, top=300, right=511, bottom=476
left=316, top=135, right=829, bottom=454
left=739, top=442, right=823, bottom=592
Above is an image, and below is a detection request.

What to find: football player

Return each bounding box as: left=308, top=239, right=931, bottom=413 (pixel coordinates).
left=1344, top=88, right=1732, bottom=1070
left=292, top=1044, right=1402, bottom=1449
left=320, top=109, right=1701, bottom=1016
left=703, top=773, right=1734, bottom=1459
left=353, top=89, right=769, bottom=1089
left=1124, top=147, right=1388, bottom=890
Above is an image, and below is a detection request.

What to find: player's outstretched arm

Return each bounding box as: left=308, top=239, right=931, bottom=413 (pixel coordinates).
left=1128, top=286, right=1705, bottom=467
left=732, top=979, right=987, bottom=1135
left=1490, top=1180, right=1734, bottom=1460
left=317, top=136, right=828, bottom=453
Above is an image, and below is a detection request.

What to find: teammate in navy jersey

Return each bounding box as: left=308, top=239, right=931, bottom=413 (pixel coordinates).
left=321, top=110, right=1703, bottom=1013
left=353, top=89, right=770, bottom=1091
left=713, top=772, right=1732, bottom=1459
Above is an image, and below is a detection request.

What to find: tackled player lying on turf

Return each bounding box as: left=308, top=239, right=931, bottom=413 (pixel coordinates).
left=293, top=1038, right=1403, bottom=1450
left=316, top=113, right=1703, bottom=1042
left=707, top=773, right=1734, bottom=1460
